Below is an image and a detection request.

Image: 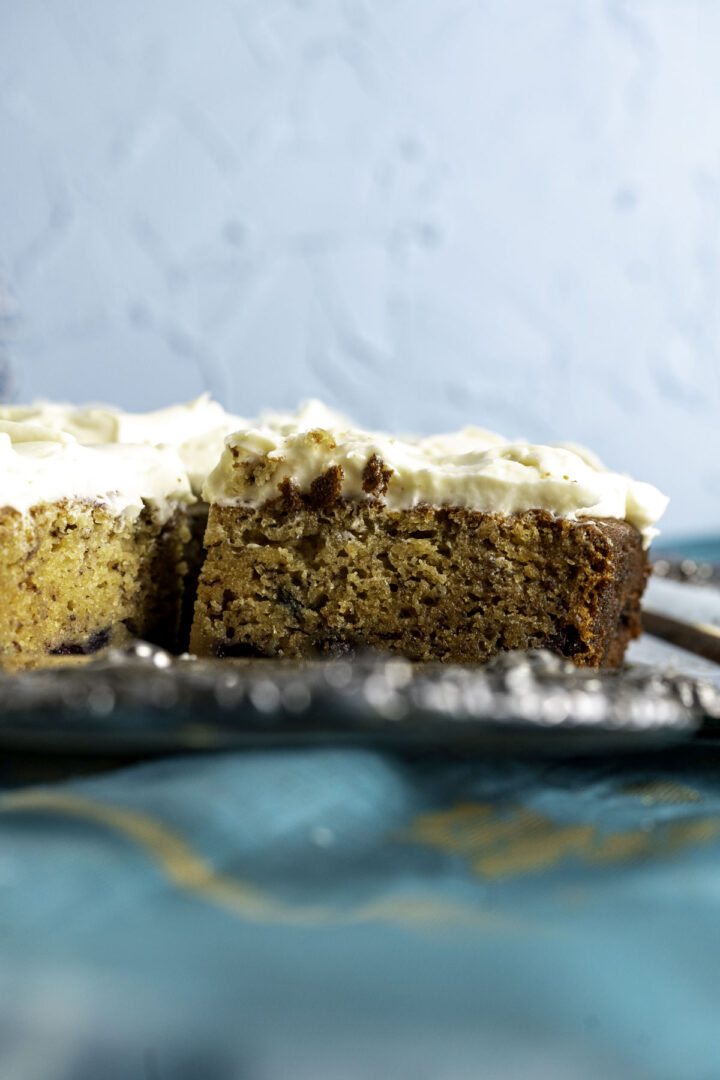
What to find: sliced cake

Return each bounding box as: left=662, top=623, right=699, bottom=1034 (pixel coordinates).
left=0, top=421, right=194, bottom=669
left=190, top=416, right=668, bottom=667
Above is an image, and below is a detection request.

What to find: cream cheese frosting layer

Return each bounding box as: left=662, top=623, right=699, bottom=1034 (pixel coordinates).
left=0, top=396, right=354, bottom=493
left=204, top=420, right=669, bottom=544
left=0, top=402, right=120, bottom=443
left=0, top=395, right=246, bottom=494
left=112, top=396, right=248, bottom=492
left=0, top=421, right=193, bottom=522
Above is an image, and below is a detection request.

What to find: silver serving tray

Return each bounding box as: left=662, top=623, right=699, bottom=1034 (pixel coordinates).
left=0, top=642, right=718, bottom=758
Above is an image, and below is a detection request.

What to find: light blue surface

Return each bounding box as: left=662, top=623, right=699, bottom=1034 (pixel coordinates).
left=3, top=744, right=720, bottom=1079
left=1, top=1, right=719, bottom=536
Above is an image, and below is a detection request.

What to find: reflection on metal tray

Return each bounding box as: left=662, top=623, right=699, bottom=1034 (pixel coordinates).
left=0, top=643, right=719, bottom=757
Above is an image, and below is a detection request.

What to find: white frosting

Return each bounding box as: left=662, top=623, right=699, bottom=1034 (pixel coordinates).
left=259, top=399, right=352, bottom=435
left=0, top=398, right=669, bottom=542
left=0, top=421, right=193, bottom=521
left=113, top=397, right=248, bottom=491
left=412, top=426, right=509, bottom=456
left=0, top=396, right=356, bottom=494
left=205, top=416, right=669, bottom=545
left=0, top=402, right=120, bottom=443
left=0, top=395, right=245, bottom=494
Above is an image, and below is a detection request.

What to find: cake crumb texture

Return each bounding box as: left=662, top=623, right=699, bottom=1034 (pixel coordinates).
left=190, top=502, right=649, bottom=668
left=0, top=500, right=189, bottom=670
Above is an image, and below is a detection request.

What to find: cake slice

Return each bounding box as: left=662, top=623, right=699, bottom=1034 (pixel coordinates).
left=0, top=396, right=347, bottom=648
left=0, top=421, right=194, bottom=669
left=0, top=395, right=249, bottom=650
left=190, top=416, right=668, bottom=667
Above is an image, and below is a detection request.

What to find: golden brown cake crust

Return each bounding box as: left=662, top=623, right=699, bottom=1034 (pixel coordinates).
left=189, top=501, right=650, bottom=668
left=0, top=499, right=190, bottom=670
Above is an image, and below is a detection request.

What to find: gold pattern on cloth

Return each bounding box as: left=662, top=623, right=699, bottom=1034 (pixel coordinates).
left=0, top=789, right=521, bottom=931
left=620, top=780, right=704, bottom=805
left=400, top=800, right=720, bottom=879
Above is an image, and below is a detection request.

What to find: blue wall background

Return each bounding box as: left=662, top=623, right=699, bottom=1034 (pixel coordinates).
left=1, top=0, right=719, bottom=538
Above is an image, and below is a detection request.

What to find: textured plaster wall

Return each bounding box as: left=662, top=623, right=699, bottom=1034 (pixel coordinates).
left=1, top=0, right=719, bottom=537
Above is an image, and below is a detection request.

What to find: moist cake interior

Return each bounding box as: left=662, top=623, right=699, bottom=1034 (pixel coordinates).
left=0, top=500, right=190, bottom=670
left=189, top=496, right=649, bottom=668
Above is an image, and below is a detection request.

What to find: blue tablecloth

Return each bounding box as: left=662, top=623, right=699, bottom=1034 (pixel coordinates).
left=2, top=548, right=720, bottom=1080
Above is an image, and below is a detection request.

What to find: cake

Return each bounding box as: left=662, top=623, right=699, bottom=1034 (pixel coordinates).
left=0, top=395, right=250, bottom=649
left=0, top=398, right=670, bottom=671
left=190, top=417, right=668, bottom=667
left=0, top=396, right=348, bottom=649
left=0, top=420, right=193, bottom=670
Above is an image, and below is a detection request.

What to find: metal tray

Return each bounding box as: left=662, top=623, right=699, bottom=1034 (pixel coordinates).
left=0, top=642, right=718, bottom=758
